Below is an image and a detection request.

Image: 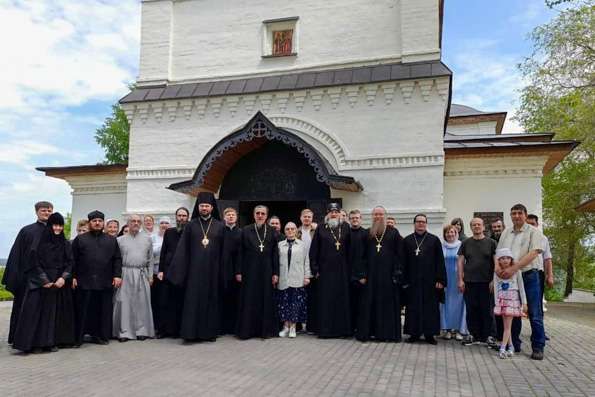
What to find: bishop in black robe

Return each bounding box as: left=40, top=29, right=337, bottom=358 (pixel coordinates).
left=168, top=193, right=224, bottom=342
left=72, top=210, right=122, bottom=345
left=402, top=215, right=446, bottom=344
left=236, top=209, right=280, bottom=339
left=309, top=203, right=353, bottom=338
left=3, top=219, right=47, bottom=345
left=220, top=222, right=241, bottom=335
left=156, top=218, right=187, bottom=338
left=355, top=225, right=404, bottom=342
left=13, top=213, right=76, bottom=352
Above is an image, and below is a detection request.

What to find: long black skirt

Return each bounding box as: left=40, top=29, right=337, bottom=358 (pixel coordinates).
left=12, top=286, right=76, bottom=352
left=75, top=288, right=113, bottom=344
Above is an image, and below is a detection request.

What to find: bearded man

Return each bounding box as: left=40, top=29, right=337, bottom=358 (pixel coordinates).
left=355, top=206, right=404, bottom=342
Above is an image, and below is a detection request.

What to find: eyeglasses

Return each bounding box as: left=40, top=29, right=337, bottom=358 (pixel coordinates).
left=255, top=212, right=267, bottom=216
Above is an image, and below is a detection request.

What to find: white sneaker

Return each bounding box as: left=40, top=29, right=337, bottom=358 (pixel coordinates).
left=499, top=350, right=507, bottom=359
left=279, top=327, right=289, bottom=338
left=455, top=333, right=464, bottom=341
left=289, top=327, right=297, bottom=338
left=506, top=348, right=514, bottom=358
left=443, top=331, right=452, bottom=340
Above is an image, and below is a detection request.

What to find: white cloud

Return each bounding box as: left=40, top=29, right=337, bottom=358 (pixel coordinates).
left=0, top=140, right=61, bottom=167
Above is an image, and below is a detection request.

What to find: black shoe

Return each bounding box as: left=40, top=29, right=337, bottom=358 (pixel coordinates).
left=47, top=346, right=59, bottom=353
left=462, top=336, right=474, bottom=346
left=405, top=336, right=419, bottom=343
left=531, top=351, right=544, bottom=360
left=137, top=336, right=147, bottom=341
left=425, top=336, right=437, bottom=345
left=72, top=344, right=81, bottom=348
left=118, top=338, right=129, bottom=343
left=514, top=346, right=522, bottom=353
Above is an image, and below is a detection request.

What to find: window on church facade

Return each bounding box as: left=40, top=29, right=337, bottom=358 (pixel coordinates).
left=262, top=17, right=298, bottom=58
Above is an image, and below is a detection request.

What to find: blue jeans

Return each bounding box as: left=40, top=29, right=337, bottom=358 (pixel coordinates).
left=511, top=270, right=545, bottom=352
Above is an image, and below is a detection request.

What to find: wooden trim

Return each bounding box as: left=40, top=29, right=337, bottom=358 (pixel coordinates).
left=448, top=113, right=507, bottom=134
left=36, top=164, right=127, bottom=179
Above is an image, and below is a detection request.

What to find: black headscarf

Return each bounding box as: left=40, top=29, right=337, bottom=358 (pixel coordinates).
left=44, top=212, right=66, bottom=244
left=27, top=212, right=67, bottom=273
left=191, top=192, right=220, bottom=221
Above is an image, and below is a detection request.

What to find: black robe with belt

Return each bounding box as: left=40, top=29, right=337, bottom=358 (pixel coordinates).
left=168, top=217, right=224, bottom=341
left=13, top=231, right=76, bottom=352
left=309, top=222, right=353, bottom=338
left=402, top=232, right=446, bottom=338
left=220, top=225, right=241, bottom=335
left=72, top=231, right=122, bottom=343
left=2, top=221, right=46, bottom=344
left=355, top=227, right=404, bottom=342
left=156, top=226, right=185, bottom=337
left=236, top=223, right=280, bottom=339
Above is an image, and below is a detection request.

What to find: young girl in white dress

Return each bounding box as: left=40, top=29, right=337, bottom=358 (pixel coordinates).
left=493, top=248, right=527, bottom=359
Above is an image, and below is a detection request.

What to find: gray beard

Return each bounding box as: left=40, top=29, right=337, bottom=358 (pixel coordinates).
left=369, top=220, right=386, bottom=238
left=326, top=218, right=341, bottom=229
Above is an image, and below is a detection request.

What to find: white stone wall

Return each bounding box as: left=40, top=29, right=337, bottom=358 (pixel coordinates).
left=138, top=0, right=441, bottom=84
left=443, top=156, right=546, bottom=231
left=123, top=75, right=450, bottom=232
left=446, top=120, right=498, bottom=136
left=66, top=173, right=127, bottom=239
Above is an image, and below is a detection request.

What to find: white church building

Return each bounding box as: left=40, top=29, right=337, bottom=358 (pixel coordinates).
left=38, top=0, right=577, bottom=236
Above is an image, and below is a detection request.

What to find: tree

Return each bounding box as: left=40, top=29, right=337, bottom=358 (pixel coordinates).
left=94, top=104, right=130, bottom=164
left=516, top=1, right=595, bottom=296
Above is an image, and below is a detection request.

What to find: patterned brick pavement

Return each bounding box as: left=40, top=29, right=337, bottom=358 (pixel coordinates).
left=1, top=301, right=594, bottom=397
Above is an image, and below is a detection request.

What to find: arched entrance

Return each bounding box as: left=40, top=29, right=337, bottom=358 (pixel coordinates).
left=168, top=112, right=363, bottom=226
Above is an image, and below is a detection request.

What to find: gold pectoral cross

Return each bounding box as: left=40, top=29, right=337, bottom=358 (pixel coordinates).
left=335, top=241, right=341, bottom=251
left=376, top=243, right=382, bottom=253
left=415, top=248, right=421, bottom=256
left=202, top=238, right=209, bottom=248
left=259, top=243, right=264, bottom=252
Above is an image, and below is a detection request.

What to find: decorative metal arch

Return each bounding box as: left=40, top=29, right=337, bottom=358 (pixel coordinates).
left=168, top=112, right=362, bottom=195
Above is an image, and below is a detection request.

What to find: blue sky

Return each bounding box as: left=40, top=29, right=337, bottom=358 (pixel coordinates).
left=0, top=0, right=563, bottom=257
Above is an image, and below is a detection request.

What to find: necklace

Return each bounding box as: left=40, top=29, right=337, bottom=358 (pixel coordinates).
left=375, top=227, right=387, bottom=253
left=199, top=218, right=213, bottom=248
left=254, top=223, right=267, bottom=252
left=413, top=233, right=427, bottom=256
left=328, top=224, right=342, bottom=251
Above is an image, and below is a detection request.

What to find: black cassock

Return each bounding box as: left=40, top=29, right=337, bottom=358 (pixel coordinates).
left=219, top=225, right=241, bottom=335
left=156, top=227, right=185, bottom=337
left=355, top=227, right=404, bottom=342
left=72, top=231, right=122, bottom=344
left=310, top=222, right=353, bottom=338
left=168, top=217, right=224, bottom=341
left=349, top=226, right=368, bottom=332
left=2, top=221, right=46, bottom=344
left=236, top=223, right=279, bottom=339
left=402, top=232, right=446, bottom=338
left=13, top=232, right=76, bottom=352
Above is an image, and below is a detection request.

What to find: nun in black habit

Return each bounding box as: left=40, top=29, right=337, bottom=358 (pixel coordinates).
left=167, top=192, right=225, bottom=342
left=12, top=213, right=76, bottom=353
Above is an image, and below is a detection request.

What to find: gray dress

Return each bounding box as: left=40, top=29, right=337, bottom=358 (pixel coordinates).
left=113, top=233, right=155, bottom=339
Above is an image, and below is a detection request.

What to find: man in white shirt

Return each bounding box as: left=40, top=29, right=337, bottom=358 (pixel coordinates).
left=496, top=204, right=546, bottom=360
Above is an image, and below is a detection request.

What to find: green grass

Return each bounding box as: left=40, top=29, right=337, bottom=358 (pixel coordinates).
left=0, top=268, right=13, bottom=301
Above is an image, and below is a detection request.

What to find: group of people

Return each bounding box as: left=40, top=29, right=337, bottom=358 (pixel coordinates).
left=3, top=196, right=550, bottom=361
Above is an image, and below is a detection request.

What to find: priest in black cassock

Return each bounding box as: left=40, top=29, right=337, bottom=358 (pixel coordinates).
left=219, top=207, right=242, bottom=335
left=168, top=193, right=224, bottom=342
left=13, top=212, right=76, bottom=353
left=348, top=209, right=368, bottom=333
left=3, top=201, right=53, bottom=345
left=235, top=205, right=280, bottom=339
left=309, top=203, right=353, bottom=338
left=155, top=206, right=189, bottom=338
left=72, top=210, right=122, bottom=345
left=355, top=206, right=404, bottom=342
left=402, top=214, right=446, bottom=345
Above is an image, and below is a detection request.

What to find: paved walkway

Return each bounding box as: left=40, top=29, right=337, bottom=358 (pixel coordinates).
left=1, top=301, right=594, bottom=397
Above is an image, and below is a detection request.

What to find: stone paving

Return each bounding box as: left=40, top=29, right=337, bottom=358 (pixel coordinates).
left=1, top=301, right=594, bottom=397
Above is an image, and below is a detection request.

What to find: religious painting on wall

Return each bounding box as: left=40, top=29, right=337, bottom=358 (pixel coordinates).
left=272, top=29, right=293, bottom=56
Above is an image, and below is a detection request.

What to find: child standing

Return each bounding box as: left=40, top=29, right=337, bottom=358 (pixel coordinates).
left=493, top=248, right=527, bottom=358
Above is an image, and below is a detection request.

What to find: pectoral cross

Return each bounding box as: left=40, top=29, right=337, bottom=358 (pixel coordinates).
left=415, top=248, right=421, bottom=256
left=259, top=243, right=264, bottom=252
left=376, top=243, right=382, bottom=253
left=335, top=241, right=341, bottom=251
